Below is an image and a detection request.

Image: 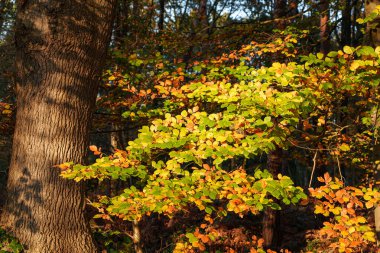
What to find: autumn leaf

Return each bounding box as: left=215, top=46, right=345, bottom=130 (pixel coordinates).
left=89, top=145, right=101, bottom=155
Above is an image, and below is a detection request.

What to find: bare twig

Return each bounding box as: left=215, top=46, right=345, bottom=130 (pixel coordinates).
left=336, top=155, right=344, bottom=183
left=309, top=151, right=318, bottom=188
left=289, top=139, right=331, bottom=151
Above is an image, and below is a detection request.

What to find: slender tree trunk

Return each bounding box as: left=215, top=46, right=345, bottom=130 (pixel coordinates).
left=274, top=0, right=287, bottom=29
left=319, top=0, right=330, bottom=54
left=132, top=220, right=143, bottom=253
left=341, top=0, right=352, bottom=46
left=262, top=1, right=288, bottom=249
left=0, top=1, right=116, bottom=252
left=183, top=0, right=208, bottom=67
left=114, top=0, right=129, bottom=47
left=158, top=0, right=165, bottom=32
left=263, top=148, right=282, bottom=248
left=198, top=0, right=208, bottom=29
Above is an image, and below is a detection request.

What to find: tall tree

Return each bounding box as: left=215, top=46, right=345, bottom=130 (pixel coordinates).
left=114, top=0, right=130, bottom=48
left=262, top=0, right=287, bottom=249
left=158, top=0, right=165, bottom=32
left=0, top=0, right=116, bottom=252
left=365, top=0, right=380, bottom=240
left=319, top=0, right=330, bottom=53
left=341, top=0, right=352, bottom=46
left=273, top=0, right=287, bottom=29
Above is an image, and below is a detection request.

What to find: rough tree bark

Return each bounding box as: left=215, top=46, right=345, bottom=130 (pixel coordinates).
left=365, top=0, right=380, bottom=240
left=0, top=0, right=116, bottom=252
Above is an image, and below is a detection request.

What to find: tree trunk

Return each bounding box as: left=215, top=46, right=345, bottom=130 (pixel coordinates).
left=274, top=0, right=287, bottom=29
left=374, top=145, right=380, bottom=240
left=183, top=0, right=208, bottom=67
left=114, top=0, right=129, bottom=47
left=365, top=0, right=380, bottom=241
left=341, top=0, right=352, bottom=46
left=262, top=148, right=282, bottom=248
left=262, top=1, right=288, bottom=248
left=319, top=0, right=330, bottom=54
left=0, top=1, right=116, bottom=252
left=158, top=0, right=165, bottom=32
left=198, top=0, right=208, bottom=29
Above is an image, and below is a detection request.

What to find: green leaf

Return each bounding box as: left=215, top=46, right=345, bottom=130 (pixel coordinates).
left=185, top=233, right=198, bottom=243
left=343, top=46, right=354, bottom=55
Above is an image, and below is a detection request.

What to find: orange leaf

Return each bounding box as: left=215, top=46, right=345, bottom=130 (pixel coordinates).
left=324, top=173, right=332, bottom=183
left=203, top=164, right=211, bottom=170
left=200, top=235, right=209, bottom=243
left=257, top=238, right=264, bottom=247
left=89, top=145, right=98, bottom=152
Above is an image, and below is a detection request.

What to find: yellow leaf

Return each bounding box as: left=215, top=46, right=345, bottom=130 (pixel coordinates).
left=339, top=143, right=350, bottom=152
left=350, top=61, right=360, bottom=71
left=317, top=117, right=325, bottom=126
left=181, top=110, right=188, bottom=117
left=365, top=201, right=374, bottom=209
left=363, top=231, right=376, bottom=242
left=2, top=109, right=11, bottom=114
left=57, top=162, right=71, bottom=171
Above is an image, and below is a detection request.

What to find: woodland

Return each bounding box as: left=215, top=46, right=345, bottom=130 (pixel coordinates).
left=0, top=0, right=380, bottom=252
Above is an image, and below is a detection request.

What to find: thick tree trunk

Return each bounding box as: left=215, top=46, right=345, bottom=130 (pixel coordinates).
left=0, top=1, right=116, bottom=252
left=365, top=0, right=380, bottom=241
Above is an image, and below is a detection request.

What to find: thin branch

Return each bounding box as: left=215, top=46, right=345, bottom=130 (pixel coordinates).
left=289, top=139, right=331, bottom=151
left=336, top=155, right=344, bottom=183
left=309, top=151, right=318, bottom=188
left=94, top=112, right=121, bottom=116
left=90, top=126, right=141, bottom=134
